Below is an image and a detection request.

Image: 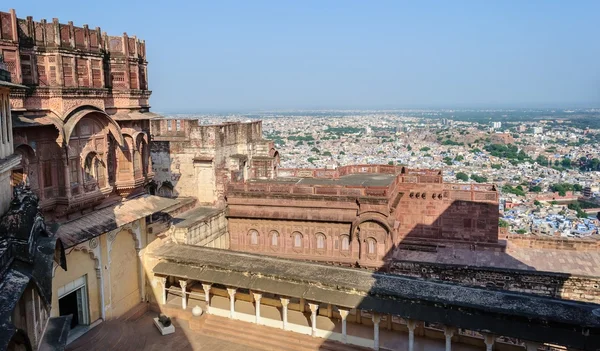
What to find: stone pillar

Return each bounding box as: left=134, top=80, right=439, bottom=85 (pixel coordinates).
left=280, top=298, right=290, bottom=330
left=157, top=277, right=167, bottom=305
left=407, top=319, right=417, bottom=351
left=444, top=326, right=455, bottom=351
left=339, top=309, right=349, bottom=344
left=308, top=303, right=319, bottom=337
left=253, top=293, right=262, bottom=324
left=179, top=280, right=188, bottom=310
left=372, top=313, right=381, bottom=351
left=202, top=284, right=211, bottom=314
left=483, top=333, right=495, bottom=351
left=63, top=156, right=71, bottom=198
left=227, top=288, right=236, bottom=319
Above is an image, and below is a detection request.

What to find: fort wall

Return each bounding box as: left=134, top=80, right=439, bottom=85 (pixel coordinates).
left=389, top=260, right=600, bottom=304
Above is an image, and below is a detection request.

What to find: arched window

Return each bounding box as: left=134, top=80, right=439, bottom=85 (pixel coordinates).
left=270, top=231, right=279, bottom=246
left=316, top=233, right=325, bottom=250
left=367, top=238, right=377, bottom=255
left=293, top=232, right=302, bottom=248
left=340, top=235, right=350, bottom=251
left=249, top=230, right=258, bottom=245
left=96, top=158, right=106, bottom=187
left=84, top=154, right=96, bottom=182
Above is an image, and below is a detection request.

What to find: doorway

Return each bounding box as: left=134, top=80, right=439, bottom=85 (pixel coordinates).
left=58, top=276, right=90, bottom=329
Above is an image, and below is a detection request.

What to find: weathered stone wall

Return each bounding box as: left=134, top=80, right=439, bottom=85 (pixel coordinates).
left=172, top=210, right=228, bottom=248
left=150, top=119, right=275, bottom=204
left=388, top=260, right=600, bottom=304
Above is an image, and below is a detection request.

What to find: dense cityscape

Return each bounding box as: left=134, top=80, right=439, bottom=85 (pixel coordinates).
left=166, top=108, right=600, bottom=239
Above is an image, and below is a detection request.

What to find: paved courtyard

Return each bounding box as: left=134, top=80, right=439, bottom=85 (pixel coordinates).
left=66, top=312, right=260, bottom=351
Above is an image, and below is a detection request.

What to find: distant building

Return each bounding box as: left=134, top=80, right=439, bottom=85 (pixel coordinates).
left=533, top=126, right=544, bottom=134
left=491, top=121, right=502, bottom=129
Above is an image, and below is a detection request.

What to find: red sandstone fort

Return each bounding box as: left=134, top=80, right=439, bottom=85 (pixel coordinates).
left=0, top=9, right=598, bottom=351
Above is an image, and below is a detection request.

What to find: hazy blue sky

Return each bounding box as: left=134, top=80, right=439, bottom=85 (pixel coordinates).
left=14, top=1, right=600, bottom=111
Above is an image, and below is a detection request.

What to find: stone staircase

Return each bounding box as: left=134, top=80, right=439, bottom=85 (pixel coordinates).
left=198, top=314, right=374, bottom=351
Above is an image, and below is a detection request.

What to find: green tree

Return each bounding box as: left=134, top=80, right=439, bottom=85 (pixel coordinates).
left=491, top=164, right=502, bottom=169
left=388, top=161, right=394, bottom=165
left=470, top=174, right=488, bottom=183
left=535, top=155, right=548, bottom=165
left=456, top=172, right=469, bottom=181
left=534, top=200, right=541, bottom=206
left=499, top=219, right=509, bottom=228
left=530, top=185, right=542, bottom=193
left=420, top=146, right=431, bottom=152
left=455, top=155, right=464, bottom=162
left=407, top=145, right=412, bottom=151
left=516, top=229, right=527, bottom=234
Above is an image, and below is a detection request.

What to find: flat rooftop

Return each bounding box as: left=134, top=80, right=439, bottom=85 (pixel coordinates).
left=250, top=173, right=397, bottom=187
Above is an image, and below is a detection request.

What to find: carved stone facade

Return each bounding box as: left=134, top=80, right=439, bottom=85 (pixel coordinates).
left=227, top=166, right=500, bottom=267
left=2, top=9, right=155, bottom=221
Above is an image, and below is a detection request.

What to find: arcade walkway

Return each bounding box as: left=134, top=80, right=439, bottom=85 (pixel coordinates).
left=161, top=294, right=481, bottom=351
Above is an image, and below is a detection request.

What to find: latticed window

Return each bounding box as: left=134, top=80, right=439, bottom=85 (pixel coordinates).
left=69, top=159, right=79, bottom=185
left=167, top=120, right=172, bottom=131
left=176, top=120, right=181, bottom=131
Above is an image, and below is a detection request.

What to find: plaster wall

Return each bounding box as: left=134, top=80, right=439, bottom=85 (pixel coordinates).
left=51, top=248, right=101, bottom=323
left=108, top=228, right=140, bottom=318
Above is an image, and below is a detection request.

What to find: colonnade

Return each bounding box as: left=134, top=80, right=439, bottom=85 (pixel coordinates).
left=156, top=276, right=545, bottom=351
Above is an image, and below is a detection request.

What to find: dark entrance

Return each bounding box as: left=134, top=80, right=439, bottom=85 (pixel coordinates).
left=59, top=290, right=79, bottom=329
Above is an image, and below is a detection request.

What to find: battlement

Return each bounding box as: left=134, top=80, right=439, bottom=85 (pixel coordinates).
left=0, top=9, right=149, bottom=90
left=150, top=119, right=266, bottom=146
left=228, top=165, right=498, bottom=203
left=0, top=9, right=146, bottom=58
